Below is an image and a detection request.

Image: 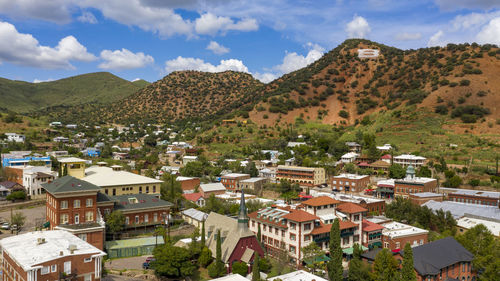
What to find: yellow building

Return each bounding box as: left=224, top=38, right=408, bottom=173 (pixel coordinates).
left=58, top=157, right=86, bottom=179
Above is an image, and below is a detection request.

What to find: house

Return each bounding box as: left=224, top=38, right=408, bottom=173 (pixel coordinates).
left=66, top=124, right=77, bottom=129
left=376, top=144, right=392, bottom=151
left=53, top=136, right=69, bottom=143
left=42, top=176, right=106, bottom=250
left=205, top=193, right=264, bottom=273
left=411, top=237, right=475, bottom=281
left=361, top=219, right=384, bottom=249
left=0, top=230, right=105, bottom=281
left=259, top=168, right=277, bottom=183
left=340, top=152, right=359, bottom=163
left=368, top=160, right=390, bottom=173
left=200, top=182, right=227, bottom=198
left=393, top=154, right=426, bottom=168
left=1, top=151, right=51, bottom=167
left=409, top=192, right=443, bottom=205
left=447, top=188, right=500, bottom=207
left=220, top=173, right=251, bottom=191
left=210, top=274, right=249, bottom=281
left=239, top=177, right=269, bottom=191
left=49, top=121, right=62, bottom=127
left=276, top=165, right=326, bottom=188
left=268, top=270, right=328, bottom=281
left=345, top=142, right=361, bottom=153
left=331, top=174, right=370, bottom=193
left=5, top=133, right=25, bottom=143
left=83, top=147, right=101, bottom=157
left=0, top=181, right=25, bottom=195
left=182, top=155, right=198, bottom=165
left=394, top=166, right=437, bottom=198
left=380, top=154, right=392, bottom=163
left=182, top=193, right=205, bottom=207
left=287, top=142, right=306, bottom=148
left=46, top=151, right=69, bottom=158
left=380, top=221, right=428, bottom=251
left=181, top=208, right=208, bottom=228
left=105, top=236, right=164, bottom=259
left=176, top=176, right=200, bottom=193
left=6, top=166, right=57, bottom=197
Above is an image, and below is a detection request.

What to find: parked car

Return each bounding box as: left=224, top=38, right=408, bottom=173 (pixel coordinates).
left=1, top=222, right=10, bottom=230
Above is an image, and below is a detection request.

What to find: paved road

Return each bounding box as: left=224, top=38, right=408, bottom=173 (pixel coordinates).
left=0, top=205, right=46, bottom=239
left=103, top=274, right=144, bottom=281
left=106, top=255, right=153, bottom=271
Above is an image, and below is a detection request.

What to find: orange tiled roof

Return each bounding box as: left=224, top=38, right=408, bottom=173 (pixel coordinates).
left=337, top=202, right=367, bottom=214
left=362, top=219, right=384, bottom=232
left=310, top=220, right=358, bottom=235
left=282, top=209, right=319, bottom=222
left=182, top=192, right=203, bottom=202
left=302, top=196, right=341, bottom=207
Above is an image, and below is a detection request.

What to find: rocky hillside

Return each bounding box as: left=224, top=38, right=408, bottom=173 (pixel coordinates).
left=0, top=72, right=146, bottom=113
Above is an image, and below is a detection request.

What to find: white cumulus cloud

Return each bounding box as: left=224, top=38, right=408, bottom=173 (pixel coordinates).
left=253, top=72, right=278, bottom=83
left=427, top=30, right=444, bottom=47
left=165, top=57, right=249, bottom=73
left=33, top=78, right=55, bottom=83
left=477, top=17, right=500, bottom=46
left=274, top=43, right=324, bottom=74
left=395, top=32, right=422, bottom=41
left=99, top=48, right=154, bottom=70
left=195, top=13, right=258, bottom=36
left=435, top=0, right=500, bottom=11
left=0, top=0, right=72, bottom=24
left=345, top=15, right=371, bottom=38
left=77, top=11, right=97, bottom=24
left=206, top=41, right=230, bottom=55
left=0, top=21, right=96, bottom=69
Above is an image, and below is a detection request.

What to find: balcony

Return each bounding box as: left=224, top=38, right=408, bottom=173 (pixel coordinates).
left=313, top=235, right=329, bottom=244
left=340, top=231, right=354, bottom=238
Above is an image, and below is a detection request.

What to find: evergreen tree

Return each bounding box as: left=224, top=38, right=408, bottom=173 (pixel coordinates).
left=252, top=254, right=260, bottom=281
left=401, top=243, right=417, bottom=281
left=215, top=229, right=225, bottom=276
left=63, top=164, right=68, bottom=176
left=59, top=164, right=63, bottom=177
left=328, top=218, right=343, bottom=281
left=201, top=221, right=206, bottom=247
left=257, top=225, right=262, bottom=243
left=373, top=248, right=399, bottom=281
left=348, top=244, right=372, bottom=281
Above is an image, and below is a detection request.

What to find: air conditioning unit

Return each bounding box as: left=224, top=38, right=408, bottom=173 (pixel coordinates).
left=68, top=244, right=77, bottom=252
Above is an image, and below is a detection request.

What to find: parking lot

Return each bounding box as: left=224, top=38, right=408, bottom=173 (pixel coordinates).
left=105, top=255, right=153, bottom=271
left=0, top=205, right=46, bottom=239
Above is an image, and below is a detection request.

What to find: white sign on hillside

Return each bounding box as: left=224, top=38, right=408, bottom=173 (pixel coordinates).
left=357, top=49, right=380, bottom=58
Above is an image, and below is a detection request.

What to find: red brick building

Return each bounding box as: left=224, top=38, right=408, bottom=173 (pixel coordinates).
left=409, top=192, right=443, bottom=205
left=380, top=221, right=428, bottom=251
left=447, top=189, right=500, bottom=207
left=220, top=173, right=250, bottom=190
left=176, top=176, right=201, bottom=193
left=331, top=174, right=370, bottom=193
left=200, top=182, right=226, bottom=198
left=394, top=166, right=437, bottom=198
left=0, top=230, right=105, bottom=281
left=43, top=176, right=105, bottom=250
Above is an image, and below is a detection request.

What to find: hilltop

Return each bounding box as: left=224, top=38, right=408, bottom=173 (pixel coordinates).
left=0, top=72, right=147, bottom=112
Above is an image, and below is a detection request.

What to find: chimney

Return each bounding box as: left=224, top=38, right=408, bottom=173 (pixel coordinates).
left=60, top=251, right=64, bottom=256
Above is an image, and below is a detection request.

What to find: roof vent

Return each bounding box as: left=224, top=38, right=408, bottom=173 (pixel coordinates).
left=60, top=251, right=64, bottom=256
left=68, top=244, right=77, bottom=253
left=37, top=238, right=46, bottom=245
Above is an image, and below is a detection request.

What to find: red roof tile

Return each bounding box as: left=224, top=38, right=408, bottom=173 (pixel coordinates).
left=302, top=196, right=340, bottom=207
left=336, top=202, right=367, bottom=214
left=362, top=219, right=384, bottom=232
left=381, top=154, right=392, bottom=159
left=282, top=209, right=318, bottom=222
left=182, top=192, right=203, bottom=202
left=310, top=220, right=358, bottom=234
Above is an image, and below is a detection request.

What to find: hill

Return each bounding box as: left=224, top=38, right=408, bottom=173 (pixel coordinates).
left=0, top=72, right=147, bottom=112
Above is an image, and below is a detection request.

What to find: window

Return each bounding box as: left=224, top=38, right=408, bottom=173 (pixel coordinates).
left=41, top=266, right=50, bottom=275
left=290, top=234, right=296, bottom=241
left=51, top=265, right=57, bottom=272
left=61, top=200, right=68, bottom=209
left=145, top=214, right=149, bottom=223
left=153, top=185, right=156, bottom=193
left=146, top=186, right=149, bottom=193
left=304, top=235, right=310, bottom=241
left=420, top=239, right=424, bottom=245
left=64, top=261, right=71, bottom=275
left=154, top=213, right=158, bottom=222
left=125, top=217, right=129, bottom=225
left=84, top=258, right=92, bottom=263
left=86, top=198, right=93, bottom=207
left=75, top=214, right=80, bottom=224
left=113, top=189, right=116, bottom=196
left=135, top=215, right=139, bottom=224
left=275, top=228, right=279, bottom=235
left=79, top=234, right=87, bottom=241
left=105, top=189, right=108, bottom=195
left=84, top=274, right=91, bottom=281
left=73, top=200, right=81, bottom=208
left=85, top=211, right=93, bottom=222
left=139, top=186, right=142, bottom=193
left=343, top=237, right=350, bottom=245
left=263, top=225, right=267, bottom=231
left=354, top=215, right=360, bottom=221
left=304, top=223, right=311, bottom=230
left=289, top=246, right=296, bottom=253
left=396, top=242, right=400, bottom=249
left=290, top=223, right=296, bottom=230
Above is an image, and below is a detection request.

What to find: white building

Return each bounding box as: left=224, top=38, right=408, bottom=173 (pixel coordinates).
left=381, top=221, right=428, bottom=248
left=287, top=142, right=307, bottom=148
left=376, top=144, right=392, bottom=151
left=182, top=155, right=198, bottom=165
left=11, top=165, right=57, bottom=197
left=259, top=168, right=277, bottom=183
left=269, top=270, right=328, bottom=281
left=5, top=133, right=25, bottom=143
left=341, top=152, right=359, bottom=163
left=456, top=215, right=500, bottom=237
left=393, top=154, right=426, bottom=167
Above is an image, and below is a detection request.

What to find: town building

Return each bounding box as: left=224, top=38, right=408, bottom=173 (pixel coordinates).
left=345, top=142, right=362, bottom=153
left=0, top=181, right=25, bottom=196
left=176, top=176, right=201, bottom=193
left=182, top=155, right=198, bottom=165
left=447, top=188, right=500, bottom=207
left=200, top=182, right=226, bottom=198
left=1, top=151, right=51, bottom=167
left=239, top=177, right=268, bottom=191
left=46, top=151, right=69, bottom=158
left=394, top=166, right=437, bottom=198
left=5, top=133, right=25, bottom=143
left=301, top=196, right=341, bottom=222
left=6, top=165, right=57, bottom=197
left=268, top=270, right=328, bottom=281
left=0, top=230, right=105, bottom=281
left=59, top=157, right=87, bottom=179
left=375, top=178, right=395, bottom=199
left=181, top=208, right=208, bottom=229
left=411, top=237, right=475, bottom=281
left=182, top=192, right=205, bottom=207
left=361, top=219, right=384, bottom=249
left=456, top=215, right=500, bottom=237
left=340, top=152, right=358, bottom=163
left=331, top=174, right=370, bottom=193
left=409, top=192, right=443, bottom=205
left=43, top=176, right=106, bottom=250
left=376, top=144, right=392, bottom=152
left=423, top=200, right=500, bottom=220
left=276, top=166, right=326, bottom=188
left=205, top=192, right=264, bottom=273
left=367, top=160, right=390, bottom=173
left=82, top=165, right=163, bottom=196
left=311, top=191, right=386, bottom=215
left=393, top=154, right=426, bottom=168
left=259, top=168, right=276, bottom=183
left=220, top=173, right=251, bottom=191
left=380, top=221, right=428, bottom=251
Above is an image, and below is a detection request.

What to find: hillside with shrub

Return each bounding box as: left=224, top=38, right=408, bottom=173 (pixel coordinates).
left=0, top=72, right=146, bottom=113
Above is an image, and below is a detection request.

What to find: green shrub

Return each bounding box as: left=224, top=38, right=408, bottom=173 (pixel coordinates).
left=449, top=82, right=458, bottom=87
left=435, top=105, right=448, bottom=115
left=231, top=261, right=248, bottom=276
left=459, top=79, right=470, bottom=86
left=6, top=191, right=26, bottom=201
left=339, top=110, right=349, bottom=119
left=460, top=114, right=477, bottom=123
left=468, top=179, right=480, bottom=187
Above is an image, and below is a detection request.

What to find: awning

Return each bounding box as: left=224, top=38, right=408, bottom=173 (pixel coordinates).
left=342, top=245, right=369, bottom=255
left=43, top=221, right=50, bottom=228
left=304, top=254, right=331, bottom=265
left=370, top=241, right=382, bottom=248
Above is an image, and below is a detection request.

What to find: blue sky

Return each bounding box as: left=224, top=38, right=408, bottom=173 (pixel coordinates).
left=0, top=0, right=499, bottom=84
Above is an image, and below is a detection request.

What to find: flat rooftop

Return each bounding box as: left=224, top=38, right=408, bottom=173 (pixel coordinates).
left=382, top=221, right=428, bottom=239
left=83, top=166, right=162, bottom=187
left=422, top=200, right=500, bottom=220
left=457, top=216, right=500, bottom=237
left=411, top=192, right=442, bottom=198
left=333, top=173, right=368, bottom=180
left=449, top=189, right=500, bottom=199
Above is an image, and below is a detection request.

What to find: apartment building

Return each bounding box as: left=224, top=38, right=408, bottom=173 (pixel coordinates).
left=393, top=154, right=426, bottom=168
left=6, top=165, right=57, bottom=197
left=447, top=189, right=500, bottom=207
left=380, top=221, right=428, bottom=251
left=0, top=230, right=106, bottom=281
left=394, top=166, right=437, bottom=198
left=239, top=177, right=269, bottom=191
left=331, top=174, right=370, bottom=193
left=1, top=151, right=51, bottom=167
left=220, top=173, right=251, bottom=191
left=276, top=165, right=326, bottom=187
left=361, top=219, right=384, bottom=249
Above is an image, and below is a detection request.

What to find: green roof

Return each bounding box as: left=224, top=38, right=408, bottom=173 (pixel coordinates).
left=105, top=236, right=165, bottom=250
left=342, top=245, right=369, bottom=255
left=110, top=193, right=173, bottom=211
left=42, top=176, right=100, bottom=194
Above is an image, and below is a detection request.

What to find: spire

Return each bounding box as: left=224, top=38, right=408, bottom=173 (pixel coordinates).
left=238, top=190, right=248, bottom=227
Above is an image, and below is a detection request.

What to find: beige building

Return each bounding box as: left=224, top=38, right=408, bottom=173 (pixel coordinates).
left=59, top=157, right=86, bottom=179
left=276, top=165, right=326, bottom=187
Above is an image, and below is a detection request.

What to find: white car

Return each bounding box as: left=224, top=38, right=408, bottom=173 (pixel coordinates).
left=1, top=222, right=10, bottom=230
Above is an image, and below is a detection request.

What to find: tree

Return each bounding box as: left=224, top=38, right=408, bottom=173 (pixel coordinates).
left=252, top=253, right=260, bottom=281
left=201, top=221, right=206, bottom=247
left=245, top=161, right=259, bottom=177
left=105, top=211, right=125, bottom=239
left=189, top=227, right=201, bottom=257
left=10, top=212, right=26, bottom=234
left=63, top=164, right=68, bottom=176
left=199, top=247, right=213, bottom=268
left=257, top=224, right=262, bottom=243
left=401, top=243, right=417, bottom=281
left=215, top=229, right=225, bottom=276
left=373, top=248, right=399, bottom=281
left=328, top=218, right=343, bottom=281
left=302, top=242, right=325, bottom=274
left=153, top=244, right=196, bottom=278
left=348, top=244, right=372, bottom=281
left=232, top=261, right=248, bottom=276
left=416, top=166, right=432, bottom=178
left=160, top=174, right=182, bottom=212
left=389, top=164, right=406, bottom=179
left=6, top=191, right=26, bottom=202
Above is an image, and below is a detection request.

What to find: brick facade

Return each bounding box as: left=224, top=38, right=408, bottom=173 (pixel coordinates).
left=382, top=232, right=428, bottom=251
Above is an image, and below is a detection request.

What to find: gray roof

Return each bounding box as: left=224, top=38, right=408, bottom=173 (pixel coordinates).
left=240, top=248, right=254, bottom=263
left=422, top=200, right=500, bottom=220
left=109, top=193, right=173, bottom=212
left=205, top=212, right=255, bottom=263
left=182, top=208, right=208, bottom=221
left=450, top=189, right=500, bottom=199
left=42, top=176, right=100, bottom=194
left=411, top=237, right=473, bottom=276
left=411, top=192, right=442, bottom=198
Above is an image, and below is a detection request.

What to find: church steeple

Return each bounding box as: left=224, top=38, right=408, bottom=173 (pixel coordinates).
left=238, top=190, right=248, bottom=228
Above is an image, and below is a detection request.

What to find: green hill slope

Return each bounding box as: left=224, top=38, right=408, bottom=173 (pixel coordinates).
left=0, top=72, right=146, bottom=112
